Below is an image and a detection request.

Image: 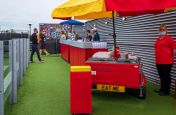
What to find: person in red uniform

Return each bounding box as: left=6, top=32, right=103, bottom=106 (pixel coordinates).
left=154, top=24, right=176, bottom=96
left=110, top=44, right=120, bottom=58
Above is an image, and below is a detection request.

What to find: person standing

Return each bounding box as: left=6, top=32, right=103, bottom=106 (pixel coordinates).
left=85, top=30, right=92, bottom=42
left=30, top=28, right=43, bottom=63
left=92, top=28, right=100, bottom=42
left=60, top=31, right=66, bottom=40
left=39, top=29, right=50, bottom=56
left=65, top=31, right=69, bottom=40
left=73, top=31, right=79, bottom=41
left=154, top=24, right=176, bottom=96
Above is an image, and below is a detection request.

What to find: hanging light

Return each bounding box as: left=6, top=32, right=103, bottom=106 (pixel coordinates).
left=122, top=17, right=126, bottom=21
left=105, top=21, right=109, bottom=25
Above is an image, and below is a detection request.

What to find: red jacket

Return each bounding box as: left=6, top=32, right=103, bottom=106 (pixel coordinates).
left=154, top=34, right=176, bottom=64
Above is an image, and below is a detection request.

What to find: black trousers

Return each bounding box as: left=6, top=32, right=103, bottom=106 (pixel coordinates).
left=156, top=64, right=173, bottom=94
left=30, top=44, right=41, bottom=62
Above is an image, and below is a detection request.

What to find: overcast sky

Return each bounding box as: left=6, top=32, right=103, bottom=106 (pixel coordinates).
left=0, top=0, right=67, bottom=30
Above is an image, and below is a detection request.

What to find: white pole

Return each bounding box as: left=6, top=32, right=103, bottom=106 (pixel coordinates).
left=0, top=41, right=4, bottom=115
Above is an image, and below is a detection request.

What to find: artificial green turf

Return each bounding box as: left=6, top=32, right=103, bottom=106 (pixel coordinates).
left=5, top=56, right=176, bottom=115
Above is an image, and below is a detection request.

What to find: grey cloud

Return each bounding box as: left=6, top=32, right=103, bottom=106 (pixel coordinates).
left=0, top=0, right=66, bottom=30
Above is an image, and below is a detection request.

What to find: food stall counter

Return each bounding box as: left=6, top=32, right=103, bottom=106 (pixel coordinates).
left=60, top=40, right=108, bottom=65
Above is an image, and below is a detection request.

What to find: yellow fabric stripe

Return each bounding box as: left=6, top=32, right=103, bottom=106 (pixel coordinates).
left=165, top=7, right=176, bottom=12
left=74, top=11, right=114, bottom=20
left=59, top=0, right=100, bottom=8
left=71, top=66, right=91, bottom=72
left=52, top=0, right=106, bottom=18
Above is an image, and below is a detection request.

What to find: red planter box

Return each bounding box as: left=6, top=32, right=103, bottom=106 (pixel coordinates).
left=70, top=67, right=92, bottom=114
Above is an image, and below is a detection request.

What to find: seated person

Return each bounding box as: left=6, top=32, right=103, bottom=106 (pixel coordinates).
left=110, top=44, right=120, bottom=58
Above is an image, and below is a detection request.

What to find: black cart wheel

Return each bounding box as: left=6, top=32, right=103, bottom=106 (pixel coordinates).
left=138, top=86, right=146, bottom=99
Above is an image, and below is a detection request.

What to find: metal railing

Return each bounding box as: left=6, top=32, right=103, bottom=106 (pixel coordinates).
left=0, top=38, right=30, bottom=115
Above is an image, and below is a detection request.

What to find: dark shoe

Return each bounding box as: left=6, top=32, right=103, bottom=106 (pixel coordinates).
left=39, top=59, right=45, bottom=63
left=159, top=92, right=169, bottom=96
left=165, top=92, right=170, bottom=95
left=30, top=61, right=34, bottom=63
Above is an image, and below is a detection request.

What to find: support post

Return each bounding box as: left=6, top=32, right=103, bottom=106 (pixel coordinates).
left=19, top=39, right=24, bottom=85
left=0, top=41, right=4, bottom=115
left=112, top=11, right=117, bottom=58
left=11, top=39, right=17, bottom=103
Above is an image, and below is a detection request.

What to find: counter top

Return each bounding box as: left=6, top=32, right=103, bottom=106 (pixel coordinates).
left=60, top=40, right=107, bottom=49
left=86, top=58, right=139, bottom=64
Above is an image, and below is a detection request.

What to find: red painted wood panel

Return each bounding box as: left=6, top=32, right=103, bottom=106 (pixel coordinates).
left=86, top=62, right=144, bottom=89
left=69, top=47, right=108, bottom=66
left=70, top=72, right=92, bottom=114
left=60, top=44, right=70, bottom=62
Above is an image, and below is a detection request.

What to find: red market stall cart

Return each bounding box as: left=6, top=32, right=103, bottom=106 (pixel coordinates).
left=86, top=57, right=146, bottom=99
left=60, top=40, right=108, bottom=65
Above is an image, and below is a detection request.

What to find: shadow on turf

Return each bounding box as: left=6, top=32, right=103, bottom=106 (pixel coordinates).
left=92, top=89, right=143, bottom=100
